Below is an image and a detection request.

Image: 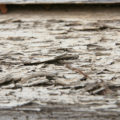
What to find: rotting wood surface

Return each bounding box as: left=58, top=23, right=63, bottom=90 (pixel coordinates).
left=1, top=6, right=120, bottom=120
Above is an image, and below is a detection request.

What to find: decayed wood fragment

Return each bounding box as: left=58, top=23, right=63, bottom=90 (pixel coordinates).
left=65, top=64, right=89, bottom=79
left=18, top=71, right=57, bottom=87
left=23, top=53, right=78, bottom=65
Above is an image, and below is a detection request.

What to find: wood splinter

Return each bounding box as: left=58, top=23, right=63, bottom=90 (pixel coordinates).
left=65, top=64, right=90, bottom=79
left=0, top=4, right=7, bottom=14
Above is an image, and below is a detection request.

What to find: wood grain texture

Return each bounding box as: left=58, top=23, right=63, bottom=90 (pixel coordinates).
left=0, top=6, right=120, bottom=119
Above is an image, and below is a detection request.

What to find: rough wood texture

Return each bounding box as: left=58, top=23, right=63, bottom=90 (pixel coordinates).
left=0, top=0, right=120, bottom=4
left=1, top=5, right=120, bottom=119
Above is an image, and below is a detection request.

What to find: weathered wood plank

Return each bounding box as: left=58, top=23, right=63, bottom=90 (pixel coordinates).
left=0, top=0, right=120, bottom=4
left=0, top=6, right=120, bottom=119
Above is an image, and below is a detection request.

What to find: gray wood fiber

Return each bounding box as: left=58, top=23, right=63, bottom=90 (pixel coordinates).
left=0, top=5, right=120, bottom=120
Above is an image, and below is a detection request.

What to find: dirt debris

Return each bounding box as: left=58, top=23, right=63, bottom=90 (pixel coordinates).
left=0, top=5, right=120, bottom=119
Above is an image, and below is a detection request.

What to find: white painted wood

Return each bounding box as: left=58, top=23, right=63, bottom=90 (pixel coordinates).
left=0, top=5, right=120, bottom=120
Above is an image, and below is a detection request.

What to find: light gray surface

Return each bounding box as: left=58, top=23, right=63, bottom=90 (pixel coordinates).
left=0, top=0, right=120, bottom=4
left=0, top=5, right=120, bottom=120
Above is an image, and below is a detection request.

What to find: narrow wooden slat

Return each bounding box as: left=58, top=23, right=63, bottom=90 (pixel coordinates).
left=0, top=0, right=120, bottom=4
